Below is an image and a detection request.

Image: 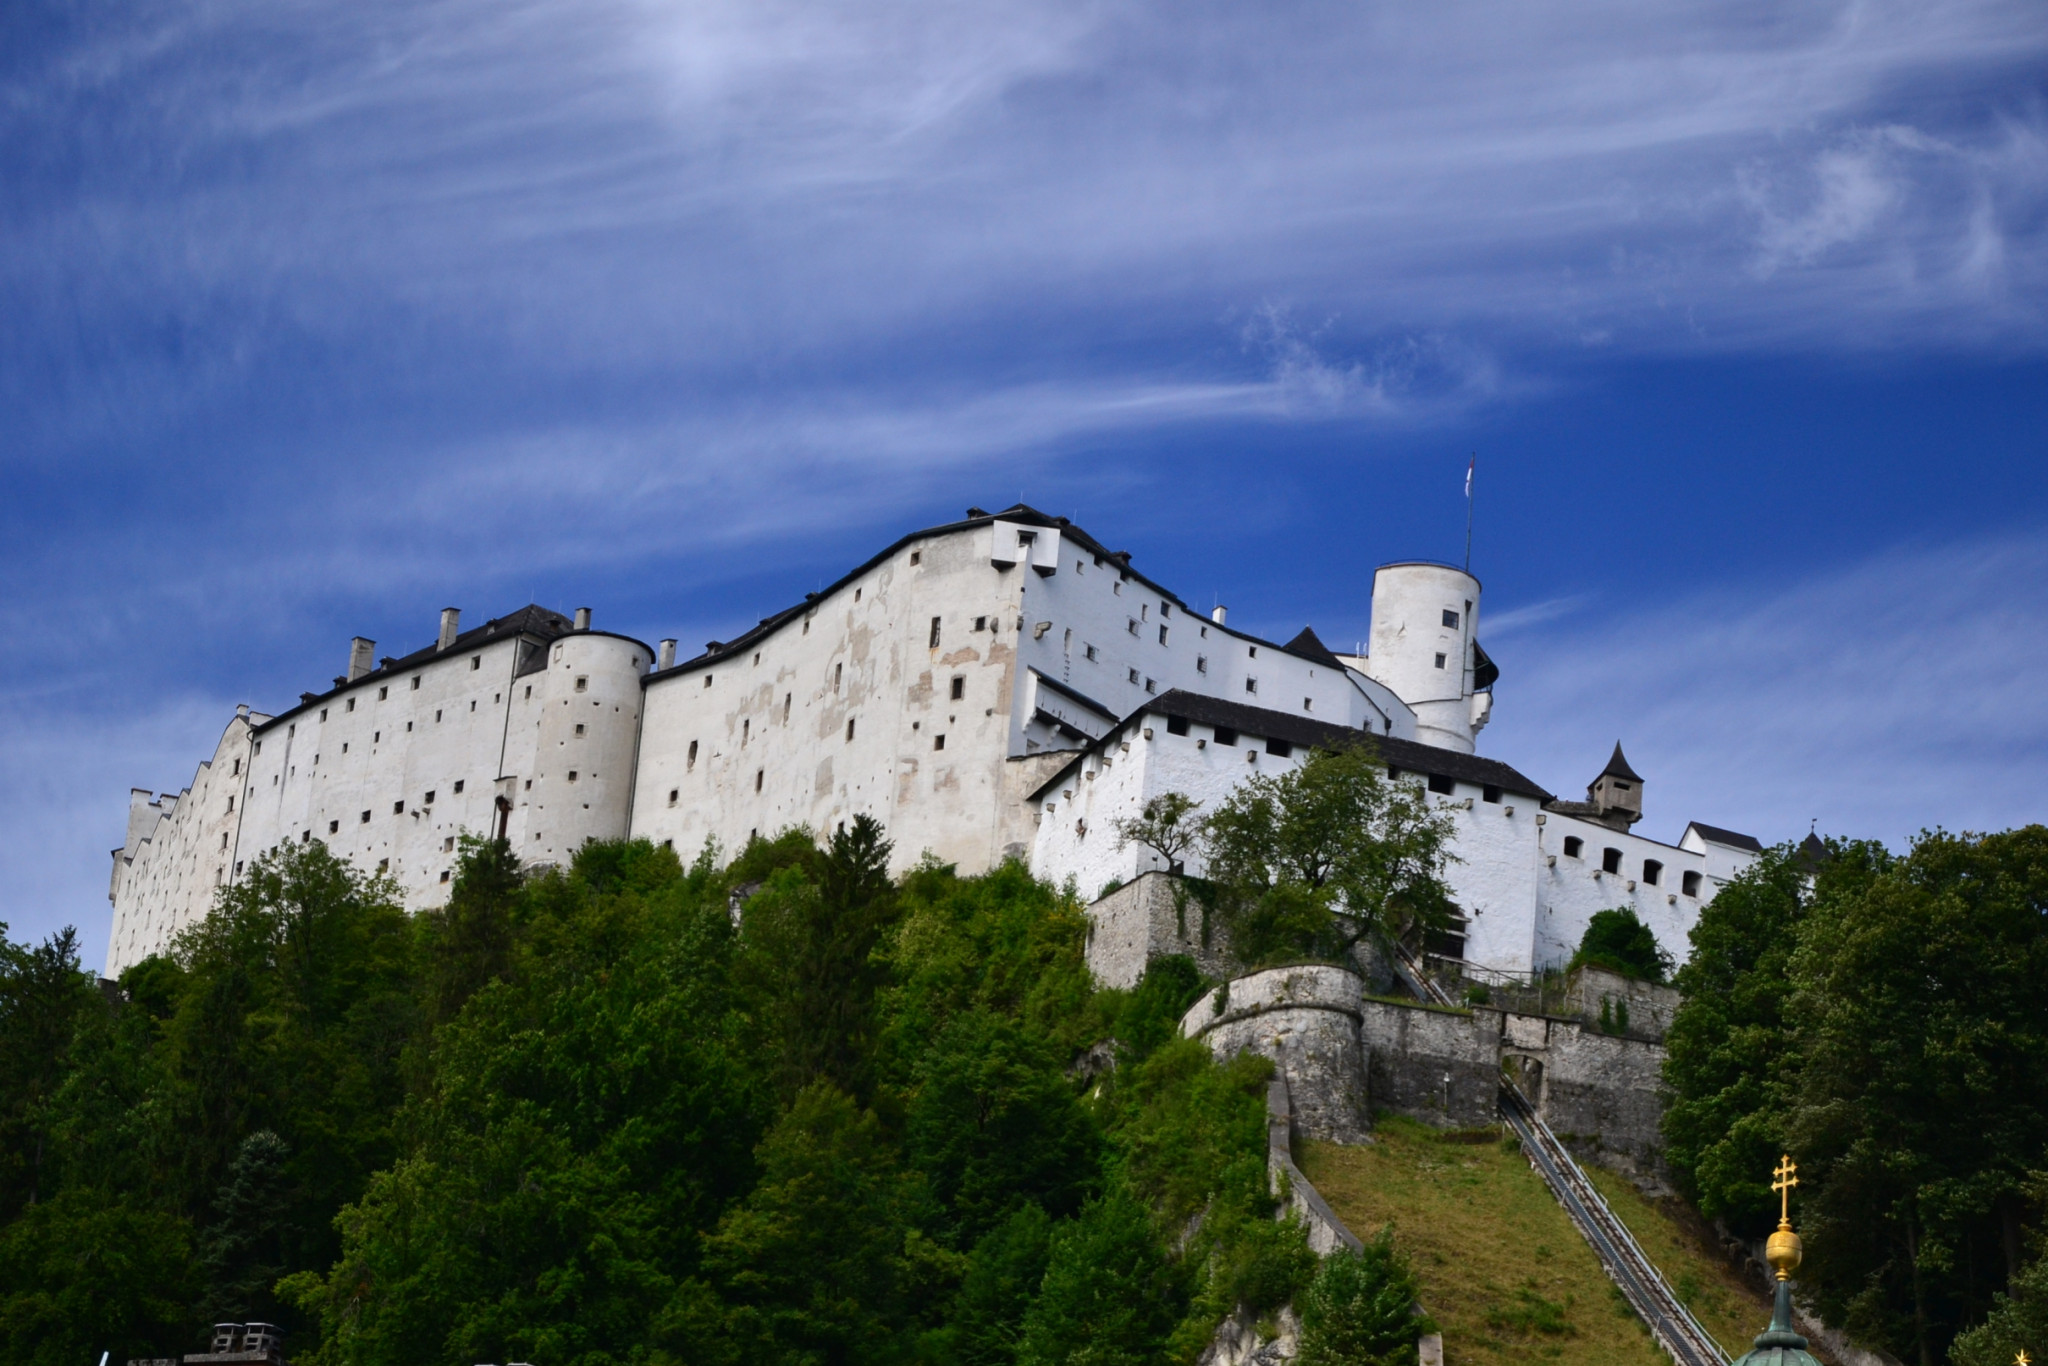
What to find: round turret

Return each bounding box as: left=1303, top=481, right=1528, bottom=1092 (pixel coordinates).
left=1363, top=562, right=1488, bottom=753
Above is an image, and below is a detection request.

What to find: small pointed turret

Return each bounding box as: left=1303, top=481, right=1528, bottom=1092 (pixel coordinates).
left=1586, top=742, right=1643, bottom=830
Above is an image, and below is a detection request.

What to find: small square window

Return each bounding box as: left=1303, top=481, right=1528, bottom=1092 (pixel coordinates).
left=394, top=800, right=405, bottom=813
left=378, top=686, right=388, bottom=700
left=669, top=788, right=680, bottom=805
left=1128, top=667, right=1140, bottom=684
left=1482, top=785, right=1502, bottom=803
left=1643, top=859, right=1663, bottom=886
left=1212, top=726, right=1238, bottom=747
left=424, top=790, right=435, bottom=804
left=1196, top=654, right=1207, bottom=673
left=1442, top=609, right=1460, bottom=628
left=1144, top=678, right=1156, bottom=693
left=975, top=615, right=987, bottom=631
left=1434, top=653, right=1447, bottom=669
left=1266, top=738, right=1293, bottom=757
left=929, top=616, right=942, bottom=648
left=1303, top=697, right=1313, bottom=712
left=471, top=656, right=481, bottom=670
left=411, top=675, right=421, bottom=691
left=950, top=676, right=966, bottom=700
left=1085, top=644, right=1098, bottom=661
left=575, top=723, right=586, bottom=736
left=405, top=721, right=413, bottom=732
left=1128, top=618, right=1140, bottom=636
left=933, top=734, right=946, bottom=751
left=360, top=810, right=371, bottom=824
left=319, top=708, right=327, bottom=721
left=453, top=779, right=464, bottom=793
left=434, top=709, right=442, bottom=722
left=1427, top=774, right=1456, bottom=795
left=346, top=698, right=355, bottom=712
left=1682, top=870, right=1702, bottom=897
left=329, top=820, right=340, bottom=834
left=687, top=740, right=698, bottom=769
left=444, top=836, right=455, bottom=852
left=440, top=870, right=451, bottom=883
left=1245, top=677, right=1258, bottom=694
left=575, top=676, right=588, bottom=692
left=1602, top=847, right=1623, bottom=874
left=1158, top=624, right=1168, bottom=645
left=1166, top=715, right=1189, bottom=736
left=846, top=717, right=856, bottom=741
left=910, top=550, right=921, bottom=565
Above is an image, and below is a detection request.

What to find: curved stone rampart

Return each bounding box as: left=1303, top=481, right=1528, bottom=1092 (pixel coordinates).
left=1183, top=964, right=1370, bottom=1144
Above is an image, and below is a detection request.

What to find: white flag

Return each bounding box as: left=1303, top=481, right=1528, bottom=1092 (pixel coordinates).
left=1464, top=456, right=1474, bottom=498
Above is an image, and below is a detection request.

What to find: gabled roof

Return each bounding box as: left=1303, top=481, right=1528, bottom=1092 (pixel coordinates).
left=1599, top=741, right=1643, bottom=783
left=1027, top=689, right=1552, bottom=803
left=1683, top=821, right=1764, bottom=853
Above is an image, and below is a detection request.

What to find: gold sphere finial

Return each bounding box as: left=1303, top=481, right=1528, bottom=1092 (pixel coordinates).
left=1767, top=1154, right=1803, bottom=1281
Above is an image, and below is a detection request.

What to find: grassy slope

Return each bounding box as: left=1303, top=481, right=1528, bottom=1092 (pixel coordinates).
left=1299, top=1118, right=1768, bottom=1366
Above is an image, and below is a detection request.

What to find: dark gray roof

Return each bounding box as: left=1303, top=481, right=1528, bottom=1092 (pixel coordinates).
left=1282, top=626, right=1346, bottom=669
left=1600, top=741, right=1643, bottom=783
left=252, top=605, right=648, bottom=733
left=1027, top=689, right=1552, bottom=803
left=644, top=503, right=1378, bottom=685
left=1685, top=821, right=1765, bottom=852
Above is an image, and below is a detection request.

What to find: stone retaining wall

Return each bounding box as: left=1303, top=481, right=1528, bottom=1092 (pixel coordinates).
left=1182, top=965, right=1371, bottom=1144
left=1086, top=872, right=1237, bottom=988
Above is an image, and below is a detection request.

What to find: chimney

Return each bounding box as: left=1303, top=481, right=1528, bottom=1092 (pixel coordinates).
left=348, top=637, right=376, bottom=681
left=1211, top=606, right=1228, bottom=625
left=438, top=608, right=461, bottom=651
left=574, top=607, right=591, bottom=630
left=657, top=639, right=677, bottom=670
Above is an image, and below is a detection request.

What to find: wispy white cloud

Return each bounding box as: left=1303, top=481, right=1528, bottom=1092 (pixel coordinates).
left=1484, top=534, right=2048, bottom=850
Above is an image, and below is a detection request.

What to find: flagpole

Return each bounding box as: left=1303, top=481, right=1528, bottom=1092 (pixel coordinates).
left=1463, top=454, right=1475, bottom=573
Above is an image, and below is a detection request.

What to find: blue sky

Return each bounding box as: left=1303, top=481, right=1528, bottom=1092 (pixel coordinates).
left=3, top=0, right=2044, bottom=966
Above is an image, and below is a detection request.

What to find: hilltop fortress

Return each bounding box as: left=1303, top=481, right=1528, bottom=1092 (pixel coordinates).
left=106, top=505, right=1765, bottom=980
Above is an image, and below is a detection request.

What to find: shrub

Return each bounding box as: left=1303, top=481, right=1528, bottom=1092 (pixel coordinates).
left=1294, top=1228, right=1432, bottom=1366
left=1569, top=908, right=1669, bottom=983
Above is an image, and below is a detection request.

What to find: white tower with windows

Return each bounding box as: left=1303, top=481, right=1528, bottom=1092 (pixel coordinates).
left=1362, top=562, right=1491, bottom=754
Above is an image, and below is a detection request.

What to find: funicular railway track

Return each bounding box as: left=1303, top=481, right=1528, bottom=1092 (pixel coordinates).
left=1391, top=944, right=1728, bottom=1366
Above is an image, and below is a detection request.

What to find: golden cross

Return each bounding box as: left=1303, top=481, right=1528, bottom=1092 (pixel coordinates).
left=1772, top=1154, right=1799, bottom=1224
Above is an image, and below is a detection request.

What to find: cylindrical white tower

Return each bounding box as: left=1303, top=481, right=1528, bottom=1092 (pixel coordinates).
left=1363, top=562, right=1485, bottom=753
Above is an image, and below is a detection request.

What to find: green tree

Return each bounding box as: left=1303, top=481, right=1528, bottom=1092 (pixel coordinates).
left=693, top=1083, right=938, bottom=1366
left=737, top=815, right=903, bottom=1103
left=0, top=1189, right=199, bottom=1366
left=1294, top=1229, right=1432, bottom=1366
left=290, top=838, right=761, bottom=1366
left=198, top=1130, right=293, bottom=1322
left=1197, top=745, right=1456, bottom=966
left=1662, top=843, right=1830, bottom=1227
left=1570, top=907, right=1671, bottom=982
left=0, top=925, right=100, bottom=1217
left=907, top=1010, right=1101, bottom=1243
left=936, top=1202, right=1055, bottom=1366
left=1108, top=956, right=1206, bottom=1065
left=419, top=833, right=522, bottom=1026
left=1783, top=827, right=2048, bottom=1363
left=1113, top=794, right=1204, bottom=874
left=1015, top=1181, right=1186, bottom=1366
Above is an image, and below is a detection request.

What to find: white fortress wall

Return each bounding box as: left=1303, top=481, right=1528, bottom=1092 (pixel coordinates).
left=106, top=709, right=263, bottom=978
left=106, top=609, right=652, bottom=977
left=1530, top=812, right=1719, bottom=973
left=629, top=522, right=1034, bottom=874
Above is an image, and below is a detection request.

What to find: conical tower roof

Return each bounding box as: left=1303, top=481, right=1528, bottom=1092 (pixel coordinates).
left=1730, top=1280, right=1821, bottom=1365
left=1599, top=741, right=1643, bottom=783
